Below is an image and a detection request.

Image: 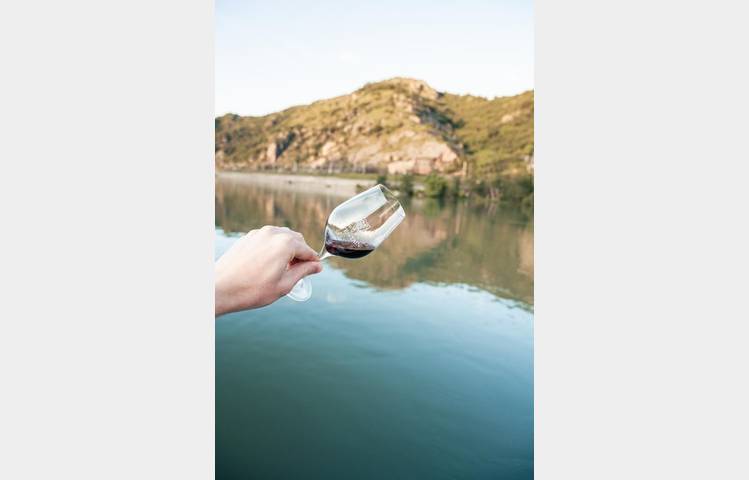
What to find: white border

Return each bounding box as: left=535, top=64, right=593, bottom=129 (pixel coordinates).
left=0, top=1, right=215, bottom=478
left=537, top=0, right=749, bottom=478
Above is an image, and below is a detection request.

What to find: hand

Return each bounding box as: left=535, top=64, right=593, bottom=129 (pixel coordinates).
left=215, top=226, right=323, bottom=315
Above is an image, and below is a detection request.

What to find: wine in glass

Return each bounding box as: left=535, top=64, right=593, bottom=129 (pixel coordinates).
left=287, top=184, right=406, bottom=301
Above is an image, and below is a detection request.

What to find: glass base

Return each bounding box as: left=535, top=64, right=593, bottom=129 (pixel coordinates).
left=287, top=277, right=311, bottom=302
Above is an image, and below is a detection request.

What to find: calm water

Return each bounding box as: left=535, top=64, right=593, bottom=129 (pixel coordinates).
left=215, top=176, right=534, bottom=479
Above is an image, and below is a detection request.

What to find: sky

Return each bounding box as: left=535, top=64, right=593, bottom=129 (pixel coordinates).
left=216, top=0, right=533, bottom=116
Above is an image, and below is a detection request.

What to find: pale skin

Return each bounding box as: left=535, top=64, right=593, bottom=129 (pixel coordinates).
left=215, top=226, right=323, bottom=316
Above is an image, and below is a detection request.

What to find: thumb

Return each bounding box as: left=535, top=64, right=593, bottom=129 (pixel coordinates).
left=281, top=260, right=323, bottom=292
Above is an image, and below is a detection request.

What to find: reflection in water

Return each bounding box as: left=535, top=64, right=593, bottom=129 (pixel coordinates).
left=216, top=175, right=533, bottom=307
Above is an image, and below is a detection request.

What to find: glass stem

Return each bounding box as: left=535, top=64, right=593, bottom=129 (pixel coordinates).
left=318, top=246, right=332, bottom=261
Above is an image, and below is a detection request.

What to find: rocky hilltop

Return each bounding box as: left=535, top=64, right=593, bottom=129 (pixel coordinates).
left=215, top=78, right=533, bottom=180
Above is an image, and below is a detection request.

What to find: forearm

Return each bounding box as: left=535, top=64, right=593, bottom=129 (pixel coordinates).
left=215, top=274, right=260, bottom=316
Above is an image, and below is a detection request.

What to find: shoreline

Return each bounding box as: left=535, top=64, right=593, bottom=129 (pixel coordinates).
left=216, top=171, right=377, bottom=197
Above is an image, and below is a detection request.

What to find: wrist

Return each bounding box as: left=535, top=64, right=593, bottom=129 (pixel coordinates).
left=215, top=283, right=232, bottom=316
left=215, top=274, right=265, bottom=316
left=215, top=274, right=239, bottom=317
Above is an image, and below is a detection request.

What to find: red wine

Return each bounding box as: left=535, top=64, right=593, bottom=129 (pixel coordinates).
left=325, top=239, right=375, bottom=259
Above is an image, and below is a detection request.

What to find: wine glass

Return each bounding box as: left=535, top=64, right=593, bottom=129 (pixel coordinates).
left=287, top=184, right=406, bottom=301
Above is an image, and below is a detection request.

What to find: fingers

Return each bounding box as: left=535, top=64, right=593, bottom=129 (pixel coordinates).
left=280, top=260, right=323, bottom=293
left=271, top=227, right=316, bottom=261
left=250, top=225, right=316, bottom=261
left=279, top=226, right=305, bottom=242
left=255, top=225, right=304, bottom=240
left=290, top=238, right=318, bottom=262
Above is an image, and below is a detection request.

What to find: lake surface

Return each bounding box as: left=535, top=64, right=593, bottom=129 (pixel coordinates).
left=215, top=175, right=534, bottom=479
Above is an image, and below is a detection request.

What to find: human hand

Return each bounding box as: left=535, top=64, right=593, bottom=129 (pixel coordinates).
left=215, top=226, right=323, bottom=316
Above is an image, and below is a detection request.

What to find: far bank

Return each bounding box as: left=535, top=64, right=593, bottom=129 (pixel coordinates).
left=216, top=171, right=377, bottom=197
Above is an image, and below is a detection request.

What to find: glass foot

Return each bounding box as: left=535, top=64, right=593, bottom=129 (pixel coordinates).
left=287, top=277, right=311, bottom=302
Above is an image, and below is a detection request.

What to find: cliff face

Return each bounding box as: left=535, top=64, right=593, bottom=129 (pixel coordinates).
left=215, top=78, right=533, bottom=178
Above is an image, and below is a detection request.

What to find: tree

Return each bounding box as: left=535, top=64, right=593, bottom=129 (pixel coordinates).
left=400, top=173, right=414, bottom=197
left=376, top=173, right=388, bottom=188
left=447, top=176, right=462, bottom=198
left=424, top=174, right=448, bottom=198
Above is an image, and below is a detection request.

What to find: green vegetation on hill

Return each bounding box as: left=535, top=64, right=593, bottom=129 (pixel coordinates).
left=439, top=91, right=534, bottom=180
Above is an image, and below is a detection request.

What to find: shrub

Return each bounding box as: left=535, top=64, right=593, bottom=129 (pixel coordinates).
left=447, top=176, right=462, bottom=198
left=494, top=174, right=533, bottom=202
left=473, top=179, right=488, bottom=196
left=400, top=174, right=414, bottom=197
left=521, top=192, right=534, bottom=212
left=376, top=173, right=388, bottom=188
left=424, top=174, right=448, bottom=198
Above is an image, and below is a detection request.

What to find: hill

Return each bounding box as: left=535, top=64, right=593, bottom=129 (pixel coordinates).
left=215, top=78, right=533, bottom=200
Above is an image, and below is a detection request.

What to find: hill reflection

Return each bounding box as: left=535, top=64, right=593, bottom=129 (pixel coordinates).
left=216, top=177, right=533, bottom=307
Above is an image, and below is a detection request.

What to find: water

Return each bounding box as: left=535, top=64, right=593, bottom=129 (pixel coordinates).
left=215, top=175, right=534, bottom=479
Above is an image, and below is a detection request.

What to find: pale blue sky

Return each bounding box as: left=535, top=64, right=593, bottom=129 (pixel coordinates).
left=216, top=0, right=533, bottom=116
